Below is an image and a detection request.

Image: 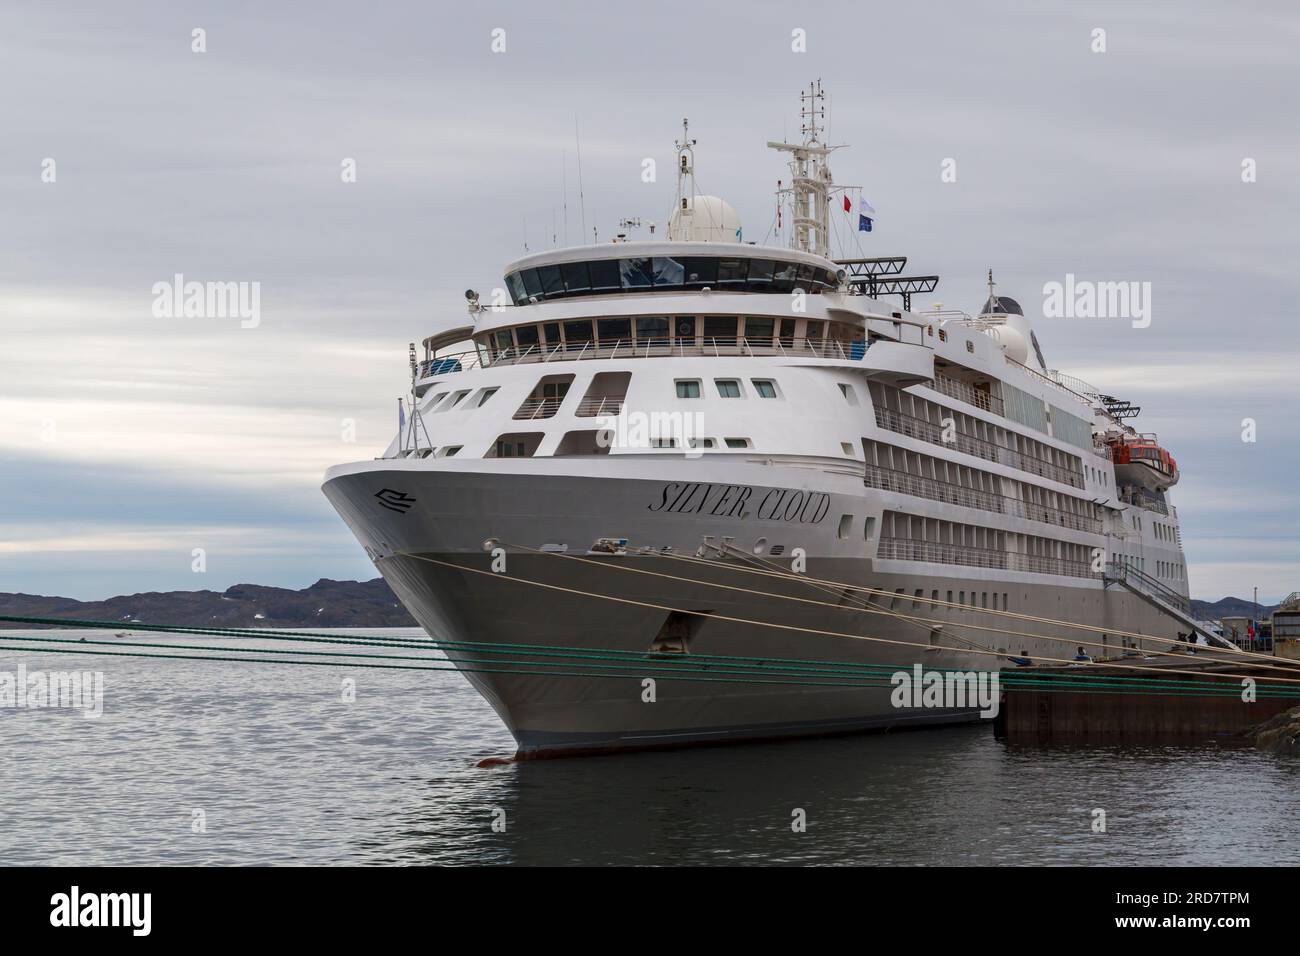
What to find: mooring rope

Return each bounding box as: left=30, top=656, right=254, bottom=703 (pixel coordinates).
left=3, top=618, right=1299, bottom=699
left=406, top=553, right=1300, bottom=687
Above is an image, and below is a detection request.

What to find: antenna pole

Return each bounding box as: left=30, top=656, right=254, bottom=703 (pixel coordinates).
left=575, top=117, right=587, bottom=242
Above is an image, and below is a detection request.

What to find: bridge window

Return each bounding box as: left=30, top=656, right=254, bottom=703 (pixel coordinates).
left=676, top=379, right=701, bottom=399
left=538, top=265, right=564, bottom=297
left=752, top=379, right=778, bottom=398
left=518, top=269, right=543, bottom=300
left=715, top=379, right=742, bottom=398
left=588, top=259, right=621, bottom=291
left=770, top=262, right=798, bottom=294
left=653, top=257, right=684, bottom=286
left=561, top=261, right=591, bottom=294
left=681, top=257, right=718, bottom=287
left=620, top=257, right=654, bottom=289
left=717, top=257, right=748, bottom=287
left=506, top=272, right=526, bottom=303
left=747, top=259, right=775, bottom=286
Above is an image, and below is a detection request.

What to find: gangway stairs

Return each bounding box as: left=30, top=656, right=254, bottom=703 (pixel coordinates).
left=1103, top=560, right=1234, bottom=650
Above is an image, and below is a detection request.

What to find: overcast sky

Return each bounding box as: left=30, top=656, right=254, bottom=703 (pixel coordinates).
left=2, top=0, right=1298, bottom=603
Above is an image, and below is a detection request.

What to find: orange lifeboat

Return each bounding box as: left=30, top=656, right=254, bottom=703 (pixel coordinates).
left=1108, top=434, right=1179, bottom=491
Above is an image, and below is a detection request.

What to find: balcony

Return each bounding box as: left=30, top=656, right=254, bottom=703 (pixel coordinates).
left=873, top=406, right=1085, bottom=490
left=864, top=463, right=1103, bottom=533
left=927, top=373, right=1004, bottom=416
left=877, top=538, right=1098, bottom=579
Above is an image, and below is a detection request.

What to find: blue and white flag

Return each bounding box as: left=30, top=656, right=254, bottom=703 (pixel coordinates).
left=858, top=197, right=876, bottom=232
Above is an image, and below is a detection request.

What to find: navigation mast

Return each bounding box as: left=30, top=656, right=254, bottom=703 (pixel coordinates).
left=768, top=81, right=840, bottom=257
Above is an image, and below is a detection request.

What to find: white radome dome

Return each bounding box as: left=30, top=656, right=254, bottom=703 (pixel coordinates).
left=667, top=195, right=742, bottom=243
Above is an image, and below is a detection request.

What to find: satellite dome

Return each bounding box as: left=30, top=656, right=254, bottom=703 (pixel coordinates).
left=980, top=295, right=1023, bottom=316
left=667, top=195, right=742, bottom=243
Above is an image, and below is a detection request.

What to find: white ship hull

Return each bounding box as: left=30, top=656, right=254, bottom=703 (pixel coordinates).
left=324, top=459, right=1182, bottom=756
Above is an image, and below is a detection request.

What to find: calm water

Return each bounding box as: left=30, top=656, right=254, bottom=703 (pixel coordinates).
left=1, top=628, right=1297, bottom=866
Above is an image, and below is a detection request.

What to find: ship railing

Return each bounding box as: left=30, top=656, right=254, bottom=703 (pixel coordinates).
left=574, top=395, right=627, bottom=418
left=418, top=336, right=874, bottom=379
left=877, top=538, right=1098, bottom=579
left=872, top=406, right=1087, bottom=490
left=511, top=396, right=565, bottom=420
left=1120, top=487, right=1170, bottom=516
left=864, top=464, right=1103, bottom=534
left=1005, top=356, right=1097, bottom=407
left=927, top=373, right=1005, bottom=415
left=1105, top=559, right=1191, bottom=614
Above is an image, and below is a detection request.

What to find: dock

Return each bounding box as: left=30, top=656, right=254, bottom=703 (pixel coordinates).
left=997, top=648, right=1300, bottom=743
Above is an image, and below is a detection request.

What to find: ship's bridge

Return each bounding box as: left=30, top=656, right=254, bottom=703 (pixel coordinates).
left=502, top=241, right=843, bottom=306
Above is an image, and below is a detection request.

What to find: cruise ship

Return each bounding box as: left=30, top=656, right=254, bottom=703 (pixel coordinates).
left=323, top=85, right=1220, bottom=756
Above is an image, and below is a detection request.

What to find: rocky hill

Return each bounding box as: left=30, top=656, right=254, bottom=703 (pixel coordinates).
left=0, top=578, right=418, bottom=630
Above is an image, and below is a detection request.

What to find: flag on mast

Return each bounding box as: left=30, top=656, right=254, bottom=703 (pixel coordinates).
left=398, top=397, right=406, bottom=430
left=843, top=195, right=852, bottom=213
left=858, top=196, right=876, bottom=232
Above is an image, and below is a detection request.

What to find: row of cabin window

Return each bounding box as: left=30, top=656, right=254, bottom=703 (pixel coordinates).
left=493, top=435, right=751, bottom=456
left=890, top=587, right=1012, bottom=613
left=675, top=378, right=778, bottom=400
left=1156, top=559, right=1185, bottom=581
left=505, top=256, right=840, bottom=304
left=481, top=316, right=857, bottom=357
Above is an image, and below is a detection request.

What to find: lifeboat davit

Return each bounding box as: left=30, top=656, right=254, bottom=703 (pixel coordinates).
left=1109, top=435, right=1179, bottom=492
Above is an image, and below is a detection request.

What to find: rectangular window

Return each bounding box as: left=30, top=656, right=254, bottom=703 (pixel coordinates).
left=514, top=325, right=539, bottom=348
left=681, top=257, right=718, bottom=287
left=542, top=322, right=561, bottom=346
left=652, top=257, right=684, bottom=286
left=587, top=259, right=621, bottom=290
left=519, top=269, right=542, bottom=299
left=506, top=272, right=527, bottom=305
left=724, top=438, right=751, bottom=449
left=743, top=317, right=774, bottom=343
left=561, top=261, right=591, bottom=294
left=563, top=320, right=594, bottom=344
left=675, top=380, right=701, bottom=399
left=746, top=259, right=775, bottom=287
left=619, top=257, right=655, bottom=288
left=538, top=265, right=565, bottom=297
left=476, top=387, right=499, bottom=407
left=636, top=316, right=670, bottom=346
left=752, top=379, right=777, bottom=398
left=596, top=318, right=631, bottom=344
left=715, top=379, right=742, bottom=398
left=703, top=316, right=738, bottom=346
left=716, top=258, right=748, bottom=286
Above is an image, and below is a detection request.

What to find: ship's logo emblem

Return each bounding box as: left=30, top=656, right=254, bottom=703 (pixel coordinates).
left=374, top=488, right=416, bottom=514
